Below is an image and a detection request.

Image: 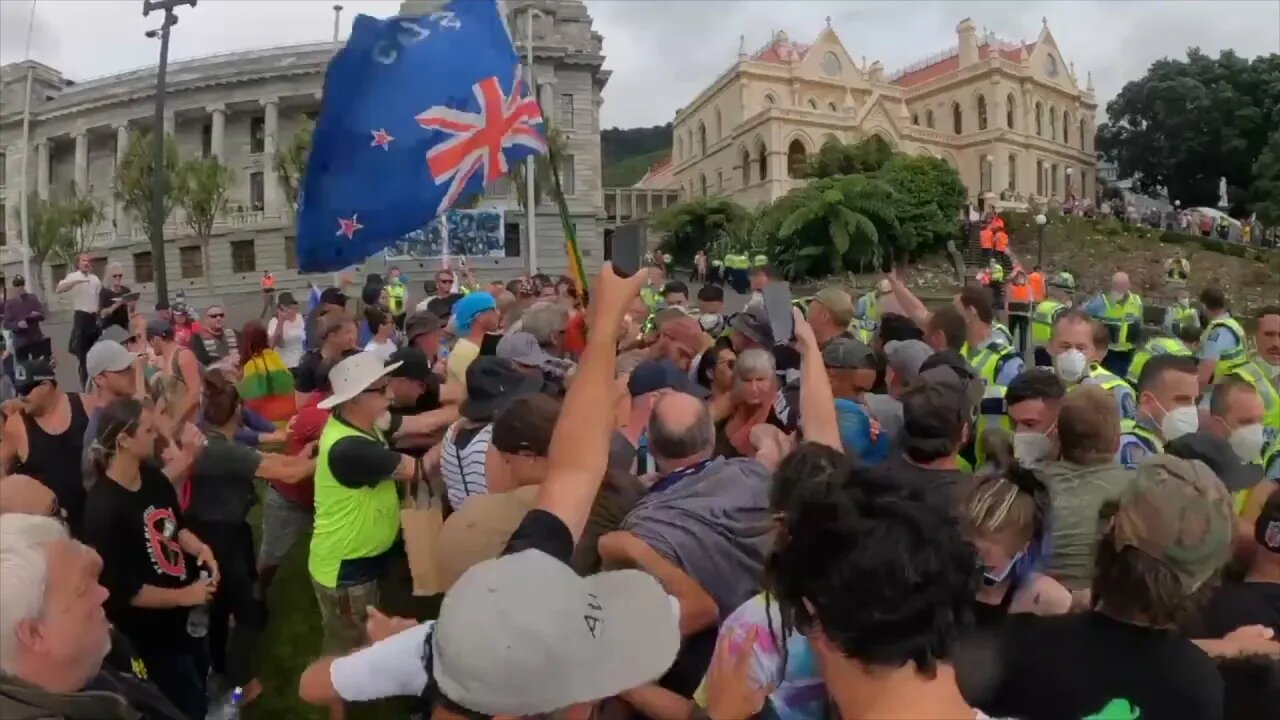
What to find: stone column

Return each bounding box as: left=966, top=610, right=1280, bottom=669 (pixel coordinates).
left=262, top=99, right=280, bottom=217
left=992, top=149, right=1007, bottom=194
left=115, top=125, right=131, bottom=237
left=209, top=104, right=226, bottom=160
left=163, top=110, right=175, bottom=137
left=614, top=188, right=622, bottom=223
left=36, top=141, right=49, bottom=199
left=74, top=131, right=89, bottom=194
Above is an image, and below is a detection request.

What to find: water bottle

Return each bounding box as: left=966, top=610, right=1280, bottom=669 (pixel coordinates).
left=186, top=571, right=210, bottom=638
left=208, top=686, right=245, bottom=720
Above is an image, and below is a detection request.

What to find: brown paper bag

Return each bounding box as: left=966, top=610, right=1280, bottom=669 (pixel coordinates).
left=401, top=490, right=446, bottom=596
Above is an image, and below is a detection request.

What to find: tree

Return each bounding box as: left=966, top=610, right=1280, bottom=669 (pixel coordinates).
left=649, top=196, right=751, bottom=263
left=23, top=193, right=79, bottom=295
left=114, top=129, right=180, bottom=242
left=173, top=157, right=233, bottom=291
left=872, top=154, right=967, bottom=256
left=1251, top=130, right=1280, bottom=227
left=508, top=123, right=569, bottom=212
left=773, top=176, right=899, bottom=277
left=1096, top=49, right=1280, bottom=211
left=275, top=116, right=314, bottom=216
left=55, top=190, right=104, bottom=264
left=800, top=136, right=894, bottom=179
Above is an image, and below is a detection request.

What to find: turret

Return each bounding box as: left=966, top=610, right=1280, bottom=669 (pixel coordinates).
left=957, top=18, right=978, bottom=67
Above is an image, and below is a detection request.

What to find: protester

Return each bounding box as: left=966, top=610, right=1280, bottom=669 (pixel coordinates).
left=55, top=256, right=101, bottom=381
left=418, top=269, right=466, bottom=318
left=445, top=291, right=499, bottom=388
left=693, top=337, right=735, bottom=398
left=361, top=306, right=398, bottom=361
left=237, top=321, right=297, bottom=428
left=268, top=291, right=307, bottom=369
left=190, top=304, right=239, bottom=371
left=146, top=319, right=203, bottom=427
left=716, top=348, right=784, bottom=457
left=1005, top=368, right=1066, bottom=466
left=806, top=287, right=856, bottom=348
left=98, top=263, right=133, bottom=333
left=295, top=311, right=359, bottom=404
left=3, top=275, right=47, bottom=363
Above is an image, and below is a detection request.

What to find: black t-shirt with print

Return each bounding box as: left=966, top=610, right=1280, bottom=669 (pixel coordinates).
left=979, top=611, right=1223, bottom=720
left=1197, top=581, right=1280, bottom=638
left=99, top=285, right=132, bottom=331
left=82, top=463, right=198, bottom=653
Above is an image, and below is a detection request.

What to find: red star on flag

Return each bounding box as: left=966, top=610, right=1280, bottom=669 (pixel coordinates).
left=336, top=214, right=363, bottom=240
left=370, top=128, right=394, bottom=150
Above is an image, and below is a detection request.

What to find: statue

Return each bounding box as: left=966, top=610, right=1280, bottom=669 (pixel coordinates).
left=1218, top=176, right=1229, bottom=209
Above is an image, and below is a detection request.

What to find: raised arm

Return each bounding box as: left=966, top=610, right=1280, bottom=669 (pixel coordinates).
left=885, top=269, right=930, bottom=328
left=792, top=308, right=841, bottom=451
left=55, top=271, right=87, bottom=294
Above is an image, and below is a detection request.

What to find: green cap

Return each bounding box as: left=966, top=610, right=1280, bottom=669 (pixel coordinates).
left=1111, top=455, right=1233, bottom=592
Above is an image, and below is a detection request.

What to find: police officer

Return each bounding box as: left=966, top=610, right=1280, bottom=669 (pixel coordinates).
left=853, top=279, right=890, bottom=345
left=1031, top=272, right=1075, bottom=367
left=1118, top=354, right=1200, bottom=468
left=1198, top=286, right=1247, bottom=390
left=1083, top=271, right=1143, bottom=379
left=1125, top=327, right=1196, bottom=388
left=1162, top=287, right=1200, bottom=337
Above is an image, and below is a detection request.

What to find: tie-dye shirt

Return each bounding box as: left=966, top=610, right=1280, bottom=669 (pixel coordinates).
left=696, top=593, right=828, bottom=720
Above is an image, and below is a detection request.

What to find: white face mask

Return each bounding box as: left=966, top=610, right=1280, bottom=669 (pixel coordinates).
left=1014, top=431, right=1053, bottom=465
left=1159, top=404, right=1199, bottom=441
left=1053, top=349, right=1088, bottom=383
left=1228, top=424, right=1266, bottom=463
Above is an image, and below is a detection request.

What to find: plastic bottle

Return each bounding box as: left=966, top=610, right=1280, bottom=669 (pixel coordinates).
left=208, top=686, right=245, bottom=720
left=185, top=570, right=210, bottom=638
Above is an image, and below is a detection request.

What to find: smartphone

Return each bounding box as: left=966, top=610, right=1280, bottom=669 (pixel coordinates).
left=762, top=282, right=794, bottom=346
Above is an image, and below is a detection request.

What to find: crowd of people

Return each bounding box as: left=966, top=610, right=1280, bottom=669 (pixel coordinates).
left=1, top=250, right=1279, bottom=720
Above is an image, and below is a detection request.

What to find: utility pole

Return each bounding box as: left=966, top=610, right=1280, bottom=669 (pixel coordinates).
left=18, top=0, right=38, bottom=292
left=332, top=5, right=344, bottom=43
left=524, top=7, right=542, bottom=275
left=141, top=0, right=197, bottom=307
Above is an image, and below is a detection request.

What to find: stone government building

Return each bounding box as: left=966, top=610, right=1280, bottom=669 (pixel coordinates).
left=656, top=18, right=1098, bottom=211
left=0, top=0, right=609, bottom=310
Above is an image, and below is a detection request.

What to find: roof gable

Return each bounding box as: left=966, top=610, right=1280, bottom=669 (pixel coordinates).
left=890, top=39, right=1033, bottom=88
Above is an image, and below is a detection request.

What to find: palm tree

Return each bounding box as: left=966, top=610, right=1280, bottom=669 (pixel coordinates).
left=649, top=196, right=752, bottom=263
left=776, top=175, right=899, bottom=276
left=508, top=123, right=569, bottom=212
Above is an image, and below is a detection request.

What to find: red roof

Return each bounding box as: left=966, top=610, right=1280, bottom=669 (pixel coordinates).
left=891, top=42, right=1033, bottom=88
left=751, top=37, right=811, bottom=64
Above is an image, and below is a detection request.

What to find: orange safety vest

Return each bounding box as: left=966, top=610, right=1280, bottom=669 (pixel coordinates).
left=1009, top=283, right=1032, bottom=304
left=993, top=229, right=1010, bottom=253
left=979, top=227, right=994, bottom=250
left=261, top=274, right=275, bottom=290
left=1028, top=272, right=1046, bottom=301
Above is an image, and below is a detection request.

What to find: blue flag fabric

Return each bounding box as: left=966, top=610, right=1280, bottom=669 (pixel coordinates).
left=296, top=0, right=546, bottom=272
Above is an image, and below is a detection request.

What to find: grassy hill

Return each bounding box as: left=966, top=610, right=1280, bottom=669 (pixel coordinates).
left=602, top=123, right=671, bottom=187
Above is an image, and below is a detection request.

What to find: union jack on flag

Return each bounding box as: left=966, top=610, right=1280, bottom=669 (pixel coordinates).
left=294, top=0, right=548, bottom=272
left=417, top=73, right=547, bottom=214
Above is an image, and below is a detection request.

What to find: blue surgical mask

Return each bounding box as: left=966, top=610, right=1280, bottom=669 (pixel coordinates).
left=982, top=550, right=1024, bottom=587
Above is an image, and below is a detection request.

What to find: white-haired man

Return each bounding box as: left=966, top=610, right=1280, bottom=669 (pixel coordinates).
left=0, top=513, right=186, bottom=719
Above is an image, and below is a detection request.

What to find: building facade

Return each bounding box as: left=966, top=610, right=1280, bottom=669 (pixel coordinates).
left=667, top=18, right=1097, bottom=211
left=0, top=0, right=608, bottom=309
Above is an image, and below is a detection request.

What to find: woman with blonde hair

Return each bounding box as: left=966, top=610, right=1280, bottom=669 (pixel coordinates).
left=715, top=348, right=789, bottom=458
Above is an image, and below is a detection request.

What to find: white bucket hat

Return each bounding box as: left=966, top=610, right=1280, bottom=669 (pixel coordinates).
left=318, top=352, right=402, bottom=409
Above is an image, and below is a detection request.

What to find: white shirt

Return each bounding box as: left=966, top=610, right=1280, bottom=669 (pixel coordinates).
left=267, top=314, right=307, bottom=367
left=330, top=623, right=433, bottom=702
left=364, top=337, right=398, bottom=362
left=56, top=271, right=102, bottom=313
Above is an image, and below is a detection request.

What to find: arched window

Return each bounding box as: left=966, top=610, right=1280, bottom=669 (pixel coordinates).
left=764, top=92, right=777, bottom=105
left=1062, top=110, right=1070, bottom=144
left=952, top=101, right=963, bottom=135
left=980, top=156, right=992, bottom=193
left=787, top=139, right=807, bottom=178
left=926, top=109, right=935, bottom=129
left=676, top=135, right=683, bottom=160
left=697, top=121, right=707, bottom=155
left=1035, top=102, right=1043, bottom=136
left=807, top=98, right=818, bottom=110
left=1080, top=118, right=1087, bottom=150
left=1006, top=93, right=1016, bottom=130
left=714, top=108, right=723, bottom=141
left=1048, top=109, right=1057, bottom=142
left=741, top=147, right=751, bottom=185
left=1008, top=154, right=1018, bottom=192
left=699, top=172, right=708, bottom=196
left=911, top=112, right=919, bottom=126
left=716, top=170, right=723, bottom=192
left=1035, top=159, right=1044, bottom=196
left=977, top=94, right=988, bottom=131
left=827, top=102, right=838, bottom=112
left=756, top=140, right=768, bottom=180
left=822, top=51, right=841, bottom=77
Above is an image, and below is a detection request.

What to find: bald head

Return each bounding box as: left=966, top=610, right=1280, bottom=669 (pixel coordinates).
left=1111, top=272, right=1130, bottom=295
left=648, top=392, right=715, bottom=469
left=0, top=475, right=57, bottom=517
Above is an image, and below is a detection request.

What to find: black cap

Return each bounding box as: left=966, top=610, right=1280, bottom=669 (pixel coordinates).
left=627, top=359, right=709, bottom=398
left=320, top=287, right=348, bottom=306
left=277, top=291, right=299, bottom=307
left=460, top=357, right=543, bottom=422
left=15, top=356, right=56, bottom=394
left=145, top=318, right=174, bottom=340
left=822, top=337, right=876, bottom=369
left=12, top=274, right=25, bottom=287
left=387, top=347, right=433, bottom=381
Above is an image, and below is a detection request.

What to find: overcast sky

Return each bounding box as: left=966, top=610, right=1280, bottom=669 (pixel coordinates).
left=2, top=0, right=1277, bottom=130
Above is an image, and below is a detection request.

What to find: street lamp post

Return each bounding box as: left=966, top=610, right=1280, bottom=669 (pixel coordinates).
left=1034, top=212, right=1048, bottom=268
left=141, top=0, right=197, bottom=307
left=524, top=6, right=543, bottom=275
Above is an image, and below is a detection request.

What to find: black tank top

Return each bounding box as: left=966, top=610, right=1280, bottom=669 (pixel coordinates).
left=17, top=393, right=90, bottom=534
left=972, top=572, right=1023, bottom=629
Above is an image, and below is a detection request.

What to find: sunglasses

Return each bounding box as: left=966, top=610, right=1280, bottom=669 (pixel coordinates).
left=437, top=278, right=454, bottom=285
left=112, top=274, right=123, bottom=278
left=207, top=313, right=225, bottom=319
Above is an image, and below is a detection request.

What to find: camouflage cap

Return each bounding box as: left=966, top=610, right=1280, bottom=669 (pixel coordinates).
left=1111, top=455, right=1233, bottom=592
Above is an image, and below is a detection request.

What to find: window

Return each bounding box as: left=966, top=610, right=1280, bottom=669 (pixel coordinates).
left=201, top=123, right=212, bottom=158
left=133, top=251, right=154, bottom=283
left=741, top=148, right=750, bottom=185
left=911, top=113, right=919, bottom=126
left=250, top=172, right=265, bottom=212
left=822, top=52, right=841, bottom=76
left=714, top=108, right=722, bottom=140
left=0, top=151, right=6, bottom=185
left=676, top=136, right=683, bottom=161
left=764, top=93, right=777, bottom=105
left=977, top=95, right=987, bottom=131
left=231, top=240, right=256, bottom=273
left=504, top=222, right=522, bottom=257
left=1049, top=109, right=1057, bottom=141
left=756, top=142, right=768, bottom=180
left=0, top=202, right=6, bottom=247
left=716, top=170, right=723, bottom=192
left=1006, top=93, right=1016, bottom=129
left=180, top=246, right=204, bottom=279
left=1050, top=163, right=1059, bottom=195
left=980, top=157, right=992, bottom=193
left=952, top=102, right=963, bottom=135
left=697, top=122, right=707, bottom=155
left=558, top=94, right=574, bottom=129
left=699, top=173, right=708, bottom=196
left=284, top=237, right=297, bottom=270
left=250, top=116, right=265, bottom=154
left=1035, top=102, right=1043, bottom=136
left=1045, top=54, right=1059, bottom=78
left=1062, top=111, right=1070, bottom=144
left=926, top=109, right=935, bottom=129
left=807, top=98, right=818, bottom=110
left=828, top=102, right=838, bottom=112
left=1080, top=118, right=1087, bottom=150
left=1036, top=159, right=1044, bottom=196
left=560, top=155, right=575, bottom=195
left=1008, top=154, right=1018, bottom=192
left=50, top=263, right=67, bottom=287
left=787, top=139, right=807, bottom=179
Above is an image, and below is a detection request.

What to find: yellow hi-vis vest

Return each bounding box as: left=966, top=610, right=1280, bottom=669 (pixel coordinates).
left=1167, top=305, right=1199, bottom=336
left=1203, top=315, right=1249, bottom=381
left=1127, top=337, right=1191, bottom=387
left=1225, top=359, right=1280, bottom=453
left=964, top=340, right=1018, bottom=388
left=1100, top=292, right=1143, bottom=352
left=1121, top=419, right=1163, bottom=455
left=1032, top=299, right=1065, bottom=347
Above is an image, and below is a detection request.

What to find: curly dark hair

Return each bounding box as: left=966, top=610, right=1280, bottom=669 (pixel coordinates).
left=770, top=464, right=978, bottom=676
